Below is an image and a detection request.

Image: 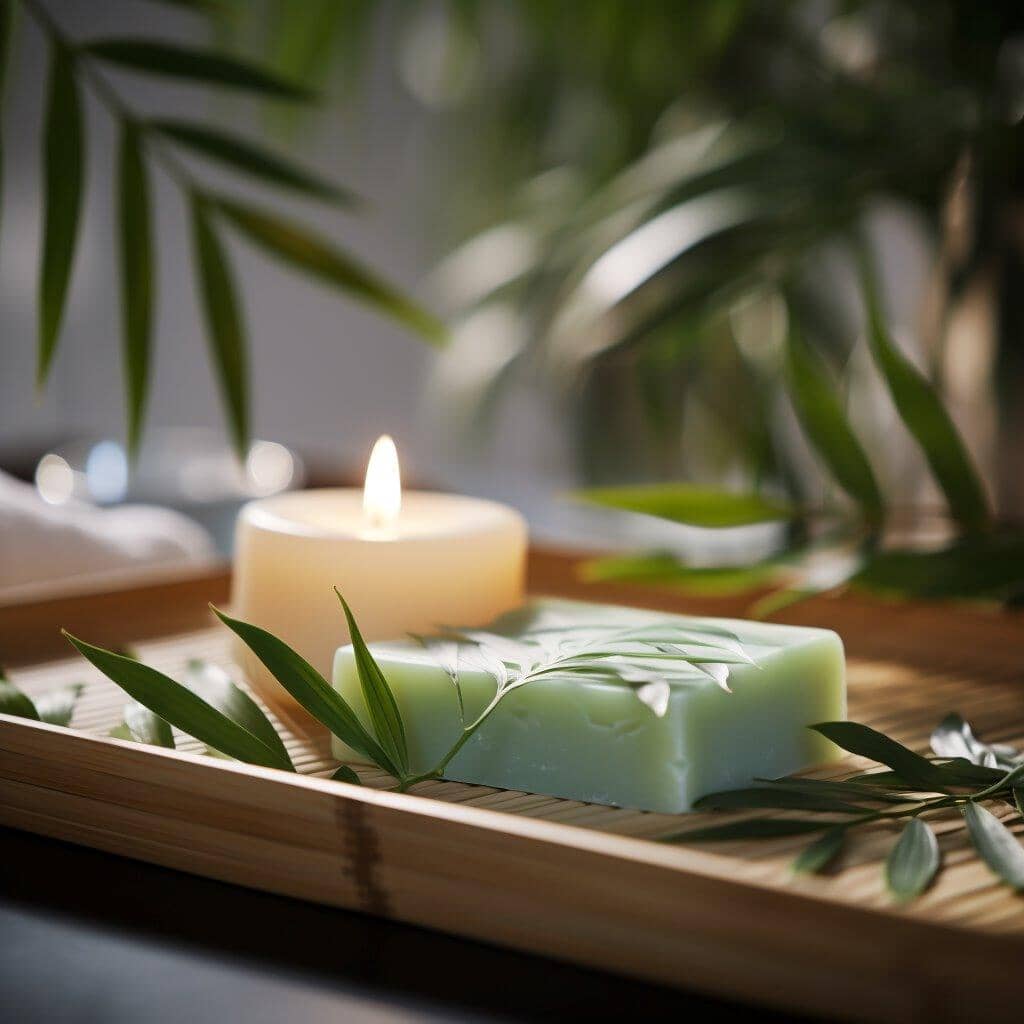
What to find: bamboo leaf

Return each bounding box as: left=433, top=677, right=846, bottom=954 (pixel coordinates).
left=190, top=195, right=249, bottom=458
left=124, top=699, right=175, bottom=748
left=64, top=633, right=292, bottom=770
left=579, top=553, right=781, bottom=595
left=151, top=119, right=357, bottom=205
left=215, top=198, right=446, bottom=345
left=37, top=42, right=83, bottom=389
left=785, top=323, right=882, bottom=518
left=117, top=122, right=154, bottom=457
left=87, top=39, right=313, bottom=100
left=963, top=802, right=1024, bottom=890
left=860, top=258, right=989, bottom=531
left=34, top=683, right=84, bottom=727
left=0, top=678, right=40, bottom=720
left=885, top=818, right=940, bottom=901
left=332, top=765, right=361, bottom=784
left=336, top=590, right=408, bottom=776
left=573, top=483, right=794, bottom=528
left=792, top=827, right=846, bottom=874
left=694, top=787, right=865, bottom=815
left=811, top=721, right=948, bottom=792
left=211, top=607, right=400, bottom=776
left=664, top=818, right=828, bottom=842
left=183, top=658, right=293, bottom=770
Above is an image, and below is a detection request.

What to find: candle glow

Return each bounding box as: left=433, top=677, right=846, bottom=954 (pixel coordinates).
left=363, top=435, right=402, bottom=530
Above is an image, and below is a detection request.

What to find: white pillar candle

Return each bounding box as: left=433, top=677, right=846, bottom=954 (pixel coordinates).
left=231, top=437, right=528, bottom=715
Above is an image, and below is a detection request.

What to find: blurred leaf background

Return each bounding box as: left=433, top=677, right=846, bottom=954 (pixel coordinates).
left=6, top=0, right=1024, bottom=608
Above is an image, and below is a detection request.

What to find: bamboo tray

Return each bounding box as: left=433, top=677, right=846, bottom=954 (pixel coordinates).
left=2, top=549, right=1023, bottom=1023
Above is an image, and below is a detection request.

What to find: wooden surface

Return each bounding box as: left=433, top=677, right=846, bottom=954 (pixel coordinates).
left=2, top=548, right=1024, bottom=1022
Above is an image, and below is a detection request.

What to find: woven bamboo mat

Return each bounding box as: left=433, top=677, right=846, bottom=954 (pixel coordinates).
left=11, top=617, right=1024, bottom=935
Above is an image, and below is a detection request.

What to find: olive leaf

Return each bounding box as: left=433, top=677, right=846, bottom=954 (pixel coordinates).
left=962, top=802, right=1024, bottom=891
left=885, top=819, right=940, bottom=901
left=694, top=787, right=865, bottom=815
left=931, top=713, right=1020, bottom=771
left=792, top=827, right=846, bottom=875
left=663, top=818, right=829, bottom=843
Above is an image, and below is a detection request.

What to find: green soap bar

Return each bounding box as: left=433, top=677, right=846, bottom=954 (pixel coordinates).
left=332, top=599, right=846, bottom=813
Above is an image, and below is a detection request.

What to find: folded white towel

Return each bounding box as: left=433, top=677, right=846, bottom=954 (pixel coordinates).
left=0, top=469, right=216, bottom=592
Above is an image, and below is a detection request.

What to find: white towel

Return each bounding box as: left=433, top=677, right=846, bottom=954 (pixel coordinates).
left=0, top=469, right=216, bottom=592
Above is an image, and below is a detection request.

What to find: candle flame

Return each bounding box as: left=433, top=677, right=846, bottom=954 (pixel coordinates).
left=363, top=435, right=402, bottom=528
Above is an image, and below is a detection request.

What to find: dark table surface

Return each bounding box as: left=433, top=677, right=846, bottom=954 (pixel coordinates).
left=1, top=826, right=817, bottom=1023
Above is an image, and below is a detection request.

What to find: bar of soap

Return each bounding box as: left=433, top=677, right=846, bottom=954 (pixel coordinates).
left=332, top=600, right=846, bottom=813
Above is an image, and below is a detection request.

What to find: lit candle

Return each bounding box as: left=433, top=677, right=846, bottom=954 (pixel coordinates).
left=231, top=436, right=528, bottom=715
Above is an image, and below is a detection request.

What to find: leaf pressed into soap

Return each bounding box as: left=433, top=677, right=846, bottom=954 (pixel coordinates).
left=792, top=827, right=846, bottom=874
left=65, top=632, right=291, bottom=770
left=573, top=483, right=794, bottom=528
left=34, top=683, right=85, bottom=727
left=962, top=802, right=1024, bottom=890
left=336, top=590, right=408, bottom=776
left=885, top=818, right=940, bottom=901
left=212, top=607, right=399, bottom=777
left=183, top=659, right=293, bottom=770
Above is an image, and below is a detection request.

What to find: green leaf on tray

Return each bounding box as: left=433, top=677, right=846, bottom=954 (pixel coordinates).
left=37, top=42, right=83, bottom=390
left=124, top=699, right=176, bottom=748
left=151, top=119, right=358, bottom=205
left=962, top=802, right=1024, bottom=890
left=183, top=658, right=293, bottom=770
left=215, top=198, right=446, bottom=345
left=860, top=255, right=989, bottom=532
left=34, top=683, right=84, bottom=727
left=86, top=39, right=314, bottom=100
left=885, top=818, right=940, bottom=901
left=792, top=826, right=846, bottom=874
left=573, top=483, right=794, bottom=528
left=811, top=721, right=948, bottom=792
left=694, top=787, right=865, bottom=815
left=190, top=195, right=249, bottom=459
left=0, top=678, right=40, bottom=720
left=332, top=765, right=361, bottom=785
left=211, top=606, right=401, bottom=777
left=785, top=323, right=882, bottom=518
left=117, top=121, right=154, bottom=458
left=64, top=632, right=292, bottom=770
left=930, top=713, right=1021, bottom=771
left=336, top=589, right=408, bottom=777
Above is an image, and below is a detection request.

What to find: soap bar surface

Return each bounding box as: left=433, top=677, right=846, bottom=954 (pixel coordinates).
left=332, top=600, right=846, bottom=813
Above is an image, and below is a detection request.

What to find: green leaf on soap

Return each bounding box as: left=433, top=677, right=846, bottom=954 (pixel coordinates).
left=785, top=322, right=883, bottom=519
left=859, top=253, right=989, bottom=532
left=37, top=41, right=83, bottom=390
left=190, top=195, right=249, bottom=460
left=573, top=483, right=794, bottom=528
left=64, top=632, right=292, bottom=770
left=962, top=802, right=1024, bottom=890
left=151, top=119, right=358, bottom=205
left=332, top=765, right=361, bottom=785
left=215, top=198, right=446, bottom=346
left=694, top=787, right=865, bottom=815
left=34, top=683, right=84, bottom=727
left=124, top=699, right=176, bottom=748
left=87, top=39, right=314, bottom=100
left=811, top=722, right=948, bottom=793
left=792, top=827, right=846, bottom=874
left=183, top=658, right=293, bottom=770
left=211, top=606, right=400, bottom=777
left=663, top=818, right=829, bottom=843
left=885, top=818, right=940, bottom=901
left=336, top=589, right=408, bottom=777
left=117, top=121, right=154, bottom=458
left=0, top=677, right=40, bottom=720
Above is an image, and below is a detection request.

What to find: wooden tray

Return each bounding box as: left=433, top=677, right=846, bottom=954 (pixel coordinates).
left=2, top=549, right=1023, bottom=1023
